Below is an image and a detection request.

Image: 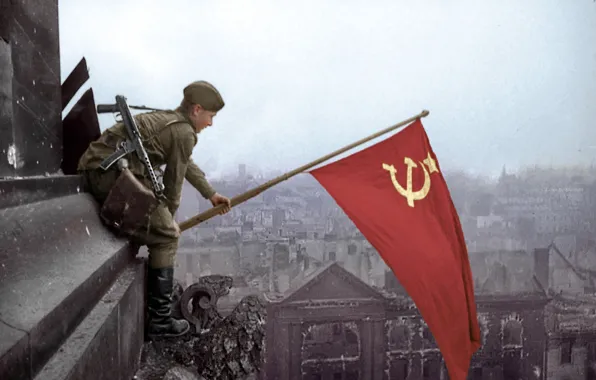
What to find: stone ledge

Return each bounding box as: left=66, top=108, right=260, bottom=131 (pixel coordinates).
left=34, top=260, right=146, bottom=380
left=0, top=192, right=136, bottom=380
left=0, top=175, right=84, bottom=209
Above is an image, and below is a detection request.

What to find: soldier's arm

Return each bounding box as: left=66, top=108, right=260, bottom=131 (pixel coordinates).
left=186, top=159, right=217, bottom=200
left=162, top=125, right=196, bottom=216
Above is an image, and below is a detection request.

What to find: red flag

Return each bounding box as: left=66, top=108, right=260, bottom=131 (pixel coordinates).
left=308, top=119, right=481, bottom=380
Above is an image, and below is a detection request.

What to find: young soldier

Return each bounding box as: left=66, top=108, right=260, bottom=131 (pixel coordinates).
left=78, top=80, right=232, bottom=338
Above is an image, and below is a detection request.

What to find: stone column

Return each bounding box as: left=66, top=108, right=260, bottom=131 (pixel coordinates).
left=356, top=317, right=386, bottom=380
left=358, top=320, right=373, bottom=379
left=0, top=0, right=62, bottom=178
left=269, top=321, right=293, bottom=380
left=546, top=341, right=561, bottom=380
left=371, top=319, right=386, bottom=380
left=289, top=322, right=303, bottom=380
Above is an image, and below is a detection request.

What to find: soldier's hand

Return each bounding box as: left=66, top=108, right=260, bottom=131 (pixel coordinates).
left=209, top=193, right=232, bottom=215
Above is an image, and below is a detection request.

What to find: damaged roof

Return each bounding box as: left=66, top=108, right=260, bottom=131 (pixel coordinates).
left=264, top=261, right=386, bottom=304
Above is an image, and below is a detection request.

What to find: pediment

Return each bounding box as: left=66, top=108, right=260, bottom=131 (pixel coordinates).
left=282, top=262, right=385, bottom=303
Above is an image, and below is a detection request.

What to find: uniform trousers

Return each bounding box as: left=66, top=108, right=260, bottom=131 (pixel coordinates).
left=82, top=169, right=180, bottom=269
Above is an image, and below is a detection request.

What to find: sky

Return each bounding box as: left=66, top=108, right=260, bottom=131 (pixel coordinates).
left=58, top=0, right=596, bottom=180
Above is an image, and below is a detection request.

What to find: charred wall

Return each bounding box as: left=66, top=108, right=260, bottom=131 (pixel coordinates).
left=470, top=299, right=548, bottom=380
left=384, top=314, right=443, bottom=380
left=383, top=297, right=548, bottom=380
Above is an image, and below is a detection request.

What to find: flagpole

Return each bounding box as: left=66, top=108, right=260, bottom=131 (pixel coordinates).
left=178, top=109, right=429, bottom=231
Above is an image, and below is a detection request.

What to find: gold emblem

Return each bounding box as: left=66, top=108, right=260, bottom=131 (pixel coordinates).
left=382, top=153, right=439, bottom=207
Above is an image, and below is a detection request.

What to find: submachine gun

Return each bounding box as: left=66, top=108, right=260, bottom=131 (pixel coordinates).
left=95, top=95, right=166, bottom=234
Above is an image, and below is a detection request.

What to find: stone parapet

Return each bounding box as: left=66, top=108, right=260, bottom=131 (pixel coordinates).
left=0, top=176, right=142, bottom=380
left=34, top=261, right=146, bottom=380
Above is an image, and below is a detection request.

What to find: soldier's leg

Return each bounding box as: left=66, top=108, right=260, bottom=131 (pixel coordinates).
left=131, top=202, right=190, bottom=338
left=81, top=169, right=120, bottom=203
left=83, top=169, right=189, bottom=337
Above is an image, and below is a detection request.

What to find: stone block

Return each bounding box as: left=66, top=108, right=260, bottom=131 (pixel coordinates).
left=118, top=259, right=146, bottom=377
left=0, top=0, right=62, bottom=177
left=0, top=321, right=30, bottom=380
left=34, top=261, right=146, bottom=380
left=0, top=188, right=134, bottom=379
left=0, top=175, right=84, bottom=212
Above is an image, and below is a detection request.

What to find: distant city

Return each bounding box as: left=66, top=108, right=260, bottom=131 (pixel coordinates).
left=170, top=163, right=596, bottom=380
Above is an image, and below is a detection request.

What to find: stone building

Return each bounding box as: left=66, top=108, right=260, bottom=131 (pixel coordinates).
left=541, top=237, right=596, bottom=380
left=263, top=262, right=387, bottom=380
left=469, top=294, right=549, bottom=379
left=262, top=259, right=550, bottom=380
left=546, top=295, right=596, bottom=380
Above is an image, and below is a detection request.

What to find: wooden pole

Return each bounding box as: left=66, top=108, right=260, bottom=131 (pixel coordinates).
left=179, top=109, right=429, bottom=231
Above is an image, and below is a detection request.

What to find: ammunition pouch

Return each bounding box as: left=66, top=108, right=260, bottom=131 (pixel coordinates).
left=100, top=168, right=159, bottom=235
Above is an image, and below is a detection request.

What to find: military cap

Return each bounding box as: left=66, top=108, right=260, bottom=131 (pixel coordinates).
left=183, top=80, right=225, bottom=112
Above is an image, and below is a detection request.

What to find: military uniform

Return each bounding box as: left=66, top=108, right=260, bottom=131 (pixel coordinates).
left=79, top=110, right=216, bottom=267
left=78, top=80, right=225, bottom=338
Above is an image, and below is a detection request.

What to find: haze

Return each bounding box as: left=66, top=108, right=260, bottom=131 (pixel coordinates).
left=58, top=0, right=596, bottom=179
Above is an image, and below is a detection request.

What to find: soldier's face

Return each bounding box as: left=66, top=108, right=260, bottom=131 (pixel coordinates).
left=190, top=105, right=217, bottom=133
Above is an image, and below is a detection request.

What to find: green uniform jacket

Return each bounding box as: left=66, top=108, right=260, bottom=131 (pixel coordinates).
left=78, top=110, right=216, bottom=216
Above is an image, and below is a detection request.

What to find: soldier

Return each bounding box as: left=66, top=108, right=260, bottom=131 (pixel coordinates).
left=78, top=80, right=232, bottom=338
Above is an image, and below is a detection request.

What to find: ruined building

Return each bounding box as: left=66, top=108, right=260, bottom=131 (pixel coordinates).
left=262, top=247, right=551, bottom=380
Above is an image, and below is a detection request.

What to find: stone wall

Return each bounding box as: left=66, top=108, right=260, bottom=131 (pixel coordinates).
left=0, top=2, right=146, bottom=379
left=0, top=0, right=62, bottom=178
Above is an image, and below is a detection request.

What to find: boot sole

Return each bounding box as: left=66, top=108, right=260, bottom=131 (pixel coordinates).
left=146, top=326, right=191, bottom=340
left=147, top=331, right=189, bottom=340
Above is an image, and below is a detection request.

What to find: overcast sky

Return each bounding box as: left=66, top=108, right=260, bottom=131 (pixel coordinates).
left=59, top=0, right=596, bottom=179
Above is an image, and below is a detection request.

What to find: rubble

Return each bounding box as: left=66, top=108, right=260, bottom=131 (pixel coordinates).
left=134, top=336, right=203, bottom=380
left=194, top=295, right=267, bottom=380
left=134, top=276, right=266, bottom=380
left=163, top=366, right=201, bottom=380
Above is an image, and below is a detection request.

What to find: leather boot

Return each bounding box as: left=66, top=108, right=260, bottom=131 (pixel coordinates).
left=146, top=266, right=190, bottom=338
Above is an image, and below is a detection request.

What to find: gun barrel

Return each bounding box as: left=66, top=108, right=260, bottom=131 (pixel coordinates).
left=129, top=105, right=165, bottom=112
left=97, top=103, right=164, bottom=114
left=97, top=104, right=118, bottom=114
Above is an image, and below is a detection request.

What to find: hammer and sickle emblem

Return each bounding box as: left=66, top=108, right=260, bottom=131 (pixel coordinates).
left=382, top=154, right=439, bottom=208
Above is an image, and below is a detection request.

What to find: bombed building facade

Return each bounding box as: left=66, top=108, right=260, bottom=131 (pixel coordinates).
left=260, top=253, right=550, bottom=380
left=253, top=241, right=596, bottom=380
